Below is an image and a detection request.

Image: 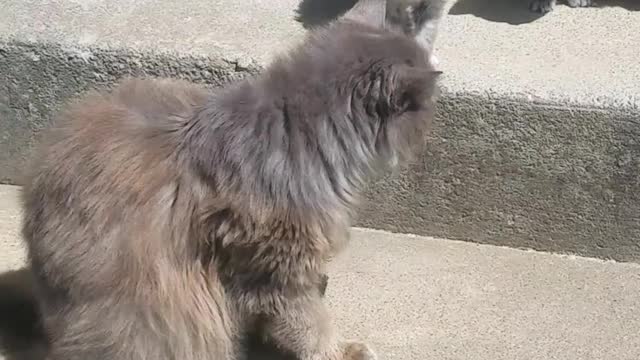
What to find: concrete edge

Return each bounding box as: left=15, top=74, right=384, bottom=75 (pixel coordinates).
left=5, top=35, right=639, bottom=112
left=2, top=38, right=640, bottom=263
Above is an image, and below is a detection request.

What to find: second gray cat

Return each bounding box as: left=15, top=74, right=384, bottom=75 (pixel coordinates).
left=296, top=0, right=448, bottom=66
left=530, top=0, right=594, bottom=13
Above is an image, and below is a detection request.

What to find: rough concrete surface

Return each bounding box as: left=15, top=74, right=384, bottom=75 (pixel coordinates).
left=1, top=184, right=640, bottom=360
left=1, top=0, right=640, bottom=261
left=0, top=186, right=26, bottom=272
left=1, top=0, right=638, bottom=107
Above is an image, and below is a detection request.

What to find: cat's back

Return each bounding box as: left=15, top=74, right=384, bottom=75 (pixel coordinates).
left=23, top=77, right=208, bottom=199
left=21, top=78, right=209, bottom=252
left=45, top=77, right=209, bottom=157
left=20, top=77, right=211, bottom=293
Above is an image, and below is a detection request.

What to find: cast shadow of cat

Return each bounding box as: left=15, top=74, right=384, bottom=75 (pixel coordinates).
left=449, top=0, right=639, bottom=25
left=0, top=268, right=298, bottom=360
left=449, top=0, right=543, bottom=25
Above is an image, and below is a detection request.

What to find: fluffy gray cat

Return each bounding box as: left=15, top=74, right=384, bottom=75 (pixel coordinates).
left=18, top=0, right=441, bottom=359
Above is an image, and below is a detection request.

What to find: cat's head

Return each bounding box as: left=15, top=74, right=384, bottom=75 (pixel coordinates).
left=324, top=0, right=442, bottom=169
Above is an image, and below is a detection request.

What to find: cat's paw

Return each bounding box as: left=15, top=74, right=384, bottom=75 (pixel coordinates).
left=340, top=341, right=377, bottom=360
left=567, top=0, right=594, bottom=7
left=529, top=0, right=555, bottom=13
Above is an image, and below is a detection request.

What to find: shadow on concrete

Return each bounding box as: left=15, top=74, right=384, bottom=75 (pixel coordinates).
left=0, top=268, right=299, bottom=360
left=295, top=0, right=358, bottom=28
left=295, top=0, right=544, bottom=27
left=0, top=269, right=47, bottom=360
left=449, top=0, right=543, bottom=25
left=292, top=0, right=639, bottom=29
left=450, top=0, right=639, bottom=25
left=599, top=0, right=640, bottom=10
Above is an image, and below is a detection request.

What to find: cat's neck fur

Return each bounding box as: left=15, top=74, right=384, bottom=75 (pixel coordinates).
left=184, top=23, right=387, bottom=226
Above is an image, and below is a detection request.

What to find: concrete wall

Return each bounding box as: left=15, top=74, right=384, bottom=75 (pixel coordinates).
left=358, top=96, right=640, bottom=262
left=1, top=0, right=639, bottom=262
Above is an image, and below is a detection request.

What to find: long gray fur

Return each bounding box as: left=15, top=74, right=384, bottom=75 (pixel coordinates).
left=18, top=1, right=441, bottom=359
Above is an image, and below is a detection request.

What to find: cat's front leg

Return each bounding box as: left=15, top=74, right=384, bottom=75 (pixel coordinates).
left=261, top=296, right=376, bottom=360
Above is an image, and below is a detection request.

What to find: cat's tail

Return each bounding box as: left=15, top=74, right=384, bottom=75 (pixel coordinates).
left=0, top=268, right=48, bottom=360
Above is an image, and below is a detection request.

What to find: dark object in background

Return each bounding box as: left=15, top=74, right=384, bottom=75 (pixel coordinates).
left=295, top=0, right=446, bottom=67
left=0, top=268, right=48, bottom=360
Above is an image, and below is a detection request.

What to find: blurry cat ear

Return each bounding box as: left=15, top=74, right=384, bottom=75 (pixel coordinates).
left=341, top=0, right=387, bottom=28
left=406, top=1, right=434, bottom=37
left=392, top=66, right=442, bottom=113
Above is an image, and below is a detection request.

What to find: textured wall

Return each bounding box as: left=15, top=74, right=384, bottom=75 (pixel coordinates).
left=0, top=6, right=640, bottom=261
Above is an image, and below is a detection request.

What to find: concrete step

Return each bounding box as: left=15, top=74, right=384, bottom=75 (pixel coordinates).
left=1, top=184, right=639, bottom=360
left=1, top=0, right=640, bottom=262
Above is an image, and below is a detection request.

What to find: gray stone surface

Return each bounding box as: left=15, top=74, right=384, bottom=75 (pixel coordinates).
left=1, top=184, right=640, bottom=360
left=0, top=186, right=25, bottom=272
left=1, top=0, right=640, bottom=261
left=358, top=97, right=640, bottom=262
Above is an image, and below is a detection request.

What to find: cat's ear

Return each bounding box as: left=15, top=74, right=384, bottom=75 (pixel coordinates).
left=406, top=1, right=437, bottom=37
left=391, top=65, right=442, bottom=113
left=341, top=0, right=387, bottom=28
